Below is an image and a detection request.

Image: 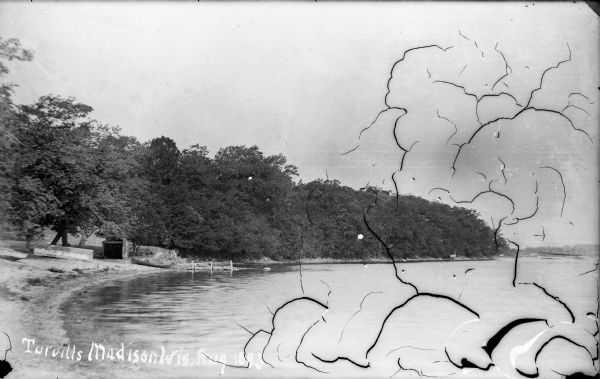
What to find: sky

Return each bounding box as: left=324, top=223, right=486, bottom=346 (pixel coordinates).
left=0, top=2, right=598, bottom=247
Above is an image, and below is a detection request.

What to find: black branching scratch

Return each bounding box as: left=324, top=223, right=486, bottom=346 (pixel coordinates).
left=367, top=186, right=380, bottom=201
left=467, top=106, right=592, bottom=145
left=491, top=216, right=507, bottom=250
left=459, top=64, right=467, bottom=76
left=498, top=156, right=507, bottom=184
left=366, top=293, right=479, bottom=358
left=427, top=187, right=450, bottom=196
left=517, top=195, right=539, bottom=222
left=298, top=233, right=306, bottom=295
left=515, top=367, right=541, bottom=379
left=458, top=29, right=471, bottom=41
left=449, top=180, right=515, bottom=215
left=363, top=210, right=417, bottom=293
left=444, top=347, right=494, bottom=371
left=525, top=43, right=572, bottom=109
left=436, top=109, right=458, bottom=143
left=2, top=332, right=11, bottom=361
left=386, top=346, right=434, bottom=357
left=276, top=343, right=283, bottom=362
left=562, top=102, right=592, bottom=117
left=320, top=279, right=332, bottom=307
left=339, top=291, right=383, bottom=343
left=482, top=318, right=548, bottom=357
left=528, top=107, right=592, bottom=143
left=433, top=80, right=479, bottom=103
left=237, top=323, right=253, bottom=335
left=397, top=358, right=448, bottom=378
left=479, top=91, right=522, bottom=107
left=540, top=165, right=566, bottom=217
left=311, top=353, right=370, bottom=369
left=450, top=143, right=466, bottom=177
left=518, top=282, right=575, bottom=323
left=492, top=42, right=512, bottom=91
left=399, top=141, right=419, bottom=172
left=360, top=107, right=406, bottom=139
left=577, top=261, right=599, bottom=277
left=242, top=328, right=271, bottom=365
left=298, top=257, right=304, bottom=295
left=341, top=145, right=360, bottom=155
left=201, top=352, right=250, bottom=369
left=266, top=305, right=274, bottom=316
left=306, top=188, right=314, bottom=225
left=391, top=171, right=401, bottom=210
left=534, top=226, right=546, bottom=241
left=568, top=92, right=594, bottom=104
left=432, top=80, right=527, bottom=125
left=384, top=45, right=453, bottom=108
left=0, top=331, right=12, bottom=379
left=295, top=320, right=329, bottom=374
left=395, top=357, right=434, bottom=377
left=475, top=171, right=487, bottom=180
left=259, top=296, right=328, bottom=368
left=505, top=195, right=539, bottom=225
left=506, top=238, right=520, bottom=287
left=457, top=268, right=475, bottom=300
left=488, top=180, right=516, bottom=214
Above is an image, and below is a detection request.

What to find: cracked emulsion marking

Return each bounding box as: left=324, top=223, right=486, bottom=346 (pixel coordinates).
left=492, top=42, right=512, bottom=91
left=295, top=320, right=329, bottom=374
left=0, top=332, right=13, bottom=379
left=386, top=345, right=435, bottom=357
left=518, top=282, right=575, bottom=323
left=539, top=166, right=567, bottom=217
left=233, top=38, right=598, bottom=377
left=339, top=291, right=383, bottom=343
left=437, top=109, right=459, bottom=143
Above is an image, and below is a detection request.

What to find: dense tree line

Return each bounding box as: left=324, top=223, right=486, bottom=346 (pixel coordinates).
left=0, top=38, right=508, bottom=260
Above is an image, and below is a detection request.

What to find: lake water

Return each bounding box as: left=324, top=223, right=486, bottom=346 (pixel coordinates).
left=61, top=257, right=598, bottom=378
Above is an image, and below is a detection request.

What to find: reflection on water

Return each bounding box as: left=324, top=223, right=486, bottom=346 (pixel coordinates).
left=63, top=258, right=598, bottom=377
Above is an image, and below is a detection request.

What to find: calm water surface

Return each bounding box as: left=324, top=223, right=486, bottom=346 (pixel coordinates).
left=61, top=257, right=598, bottom=378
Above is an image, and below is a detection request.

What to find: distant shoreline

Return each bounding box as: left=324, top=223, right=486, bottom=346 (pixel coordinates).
left=237, top=256, right=498, bottom=266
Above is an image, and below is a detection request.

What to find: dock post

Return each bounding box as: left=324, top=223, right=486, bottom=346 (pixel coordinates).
left=210, top=261, right=213, bottom=273
left=230, top=260, right=233, bottom=271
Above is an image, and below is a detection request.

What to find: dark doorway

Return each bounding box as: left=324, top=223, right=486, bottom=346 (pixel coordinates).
left=103, top=241, right=123, bottom=259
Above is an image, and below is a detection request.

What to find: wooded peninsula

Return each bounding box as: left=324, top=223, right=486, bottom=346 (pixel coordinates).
left=0, top=39, right=509, bottom=261
left=1, top=96, right=510, bottom=261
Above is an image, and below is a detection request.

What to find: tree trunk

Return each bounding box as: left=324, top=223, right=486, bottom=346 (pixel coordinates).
left=61, top=228, right=69, bottom=246
left=50, top=230, right=61, bottom=245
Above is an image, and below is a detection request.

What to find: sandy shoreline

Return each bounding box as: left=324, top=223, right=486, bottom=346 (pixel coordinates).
left=0, top=250, right=167, bottom=378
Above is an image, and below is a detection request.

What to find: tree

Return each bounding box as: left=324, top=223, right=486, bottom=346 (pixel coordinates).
left=6, top=96, right=144, bottom=248
left=0, top=37, right=33, bottom=234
